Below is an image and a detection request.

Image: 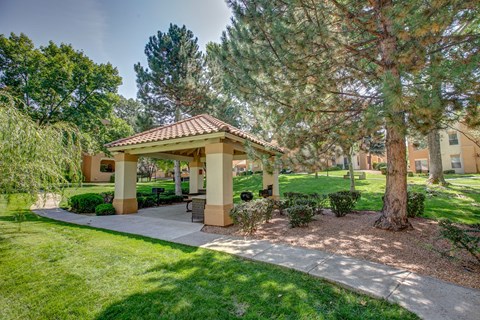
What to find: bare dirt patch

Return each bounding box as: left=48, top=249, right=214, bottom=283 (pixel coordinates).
left=203, top=210, right=480, bottom=289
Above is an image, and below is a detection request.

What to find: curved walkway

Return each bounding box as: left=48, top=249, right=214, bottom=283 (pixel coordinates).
left=32, top=198, right=480, bottom=320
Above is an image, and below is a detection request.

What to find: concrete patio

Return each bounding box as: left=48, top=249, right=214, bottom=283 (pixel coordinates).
left=33, top=198, right=480, bottom=320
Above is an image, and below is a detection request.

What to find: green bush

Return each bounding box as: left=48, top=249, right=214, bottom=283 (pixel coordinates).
left=380, top=168, right=387, bottom=175
left=286, top=205, right=314, bottom=228
left=439, top=220, right=480, bottom=264
left=443, top=169, right=455, bottom=174
left=372, top=162, right=378, bottom=170
left=95, top=203, right=116, bottom=216
left=407, top=192, right=425, bottom=217
left=328, top=191, right=361, bottom=217
left=376, top=162, right=387, bottom=170
left=68, top=193, right=104, bottom=214
left=230, top=199, right=271, bottom=234
left=407, top=171, right=414, bottom=177
left=99, top=191, right=114, bottom=204
left=158, top=195, right=184, bottom=204
left=109, top=174, right=115, bottom=183
left=137, top=196, right=156, bottom=209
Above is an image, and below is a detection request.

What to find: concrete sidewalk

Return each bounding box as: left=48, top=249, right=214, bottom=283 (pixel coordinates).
left=32, top=200, right=480, bottom=320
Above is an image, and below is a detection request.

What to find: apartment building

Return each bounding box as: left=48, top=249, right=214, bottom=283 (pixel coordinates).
left=408, top=124, right=480, bottom=174
left=335, top=151, right=386, bottom=170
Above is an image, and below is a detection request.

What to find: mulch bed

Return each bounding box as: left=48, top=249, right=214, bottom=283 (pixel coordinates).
left=203, top=210, right=480, bottom=290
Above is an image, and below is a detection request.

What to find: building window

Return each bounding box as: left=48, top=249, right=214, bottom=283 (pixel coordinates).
left=450, top=155, right=461, bottom=169
left=100, top=160, right=115, bottom=173
left=448, top=132, right=459, bottom=145
left=414, top=159, right=428, bottom=173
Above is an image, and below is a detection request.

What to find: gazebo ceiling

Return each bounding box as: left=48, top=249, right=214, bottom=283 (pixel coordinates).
left=106, top=114, right=283, bottom=158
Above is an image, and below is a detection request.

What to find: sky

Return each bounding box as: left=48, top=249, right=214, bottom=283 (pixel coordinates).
left=0, top=0, right=232, bottom=99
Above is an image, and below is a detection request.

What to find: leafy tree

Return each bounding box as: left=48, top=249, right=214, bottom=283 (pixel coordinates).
left=213, top=0, right=479, bottom=231
left=135, top=24, right=209, bottom=195
left=0, top=33, right=122, bottom=151
left=0, top=92, right=82, bottom=197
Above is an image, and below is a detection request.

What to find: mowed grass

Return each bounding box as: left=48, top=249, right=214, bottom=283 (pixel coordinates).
left=0, top=195, right=417, bottom=320
left=63, top=171, right=480, bottom=224
left=233, top=171, right=480, bottom=224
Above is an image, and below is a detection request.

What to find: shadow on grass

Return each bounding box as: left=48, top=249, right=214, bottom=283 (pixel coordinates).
left=95, top=247, right=416, bottom=320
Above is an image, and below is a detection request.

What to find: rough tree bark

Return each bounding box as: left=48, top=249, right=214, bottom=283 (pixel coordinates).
left=427, top=128, right=448, bottom=185
left=373, top=0, right=412, bottom=230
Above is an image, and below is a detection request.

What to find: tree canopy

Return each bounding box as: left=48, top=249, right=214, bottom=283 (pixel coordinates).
left=0, top=32, right=123, bottom=151
left=0, top=93, right=82, bottom=197
left=212, top=0, right=480, bottom=230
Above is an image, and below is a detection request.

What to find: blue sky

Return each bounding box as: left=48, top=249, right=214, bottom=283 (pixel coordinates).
left=0, top=0, right=232, bottom=99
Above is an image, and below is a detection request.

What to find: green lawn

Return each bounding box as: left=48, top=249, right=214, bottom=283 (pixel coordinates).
left=62, top=171, right=480, bottom=225
left=0, top=195, right=417, bottom=320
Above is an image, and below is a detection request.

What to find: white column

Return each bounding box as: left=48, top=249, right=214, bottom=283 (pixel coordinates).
left=112, top=153, right=138, bottom=214
left=204, top=143, right=233, bottom=226
left=262, top=157, right=280, bottom=200
left=189, top=159, right=202, bottom=194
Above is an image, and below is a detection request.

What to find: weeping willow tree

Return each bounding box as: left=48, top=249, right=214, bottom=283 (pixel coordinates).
left=0, top=93, right=82, bottom=201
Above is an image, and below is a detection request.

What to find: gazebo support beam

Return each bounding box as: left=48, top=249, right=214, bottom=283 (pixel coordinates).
left=112, top=153, right=138, bottom=214
left=263, top=158, right=280, bottom=200
left=204, top=143, right=234, bottom=226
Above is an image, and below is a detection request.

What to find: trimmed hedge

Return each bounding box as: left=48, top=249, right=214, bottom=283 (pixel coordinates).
left=68, top=193, right=104, bottom=214
left=407, top=192, right=425, bottom=217
left=230, top=199, right=272, bottom=234
left=95, top=203, right=116, bottom=216
left=443, top=169, right=455, bottom=174
left=286, top=205, right=314, bottom=228
left=328, top=191, right=361, bottom=217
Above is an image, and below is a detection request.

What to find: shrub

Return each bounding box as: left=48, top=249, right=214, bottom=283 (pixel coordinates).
left=286, top=205, right=314, bottom=228
left=158, top=195, right=183, bottom=204
left=372, top=162, right=378, bottom=170
left=181, top=188, right=189, bottom=194
left=328, top=191, right=361, bottom=217
left=137, top=196, right=156, bottom=209
left=99, top=191, right=114, bottom=204
left=407, top=192, right=425, bottom=217
left=407, top=171, right=414, bottom=177
left=68, top=193, right=104, bottom=213
left=109, top=174, right=115, bottom=183
left=230, top=199, right=269, bottom=234
left=380, top=168, right=387, bottom=175
left=95, top=203, right=116, bottom=216
left=439, top=220, right=480, bottom=264
left=443, top=169, right=455, bottom=174
left=376, top=162, right=387, bottom=170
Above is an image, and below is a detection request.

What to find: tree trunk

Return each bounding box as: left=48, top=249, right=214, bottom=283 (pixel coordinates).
left=427, top=129, right=448, bottom=185
left=174, top=108, right=182, bottom=196
left=174, top=160, right=182, bottom=196
left=348, top=148, right=355, bottom=192
left=374, top=1, right=411, bottom=231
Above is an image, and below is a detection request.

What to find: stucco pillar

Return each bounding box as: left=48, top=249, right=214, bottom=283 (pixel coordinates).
left=263, top=158, right=280, bottom=200
left=189, top=159, right=202, bottom=194
left=204, top=143, right=234, bottom=226
left=112, top=153, right=138, bottom=214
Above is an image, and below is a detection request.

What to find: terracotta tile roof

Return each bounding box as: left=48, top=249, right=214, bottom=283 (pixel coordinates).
left=105, top=114, right=283, bottom=153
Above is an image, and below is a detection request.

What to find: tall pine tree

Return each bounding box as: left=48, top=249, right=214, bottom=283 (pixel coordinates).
left=213, top=0, right=479, bottom=230
left=135, top=24, right=209, bottom=195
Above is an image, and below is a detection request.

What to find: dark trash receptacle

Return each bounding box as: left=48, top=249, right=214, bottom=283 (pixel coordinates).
left=240, top=191, right=253, bottom=202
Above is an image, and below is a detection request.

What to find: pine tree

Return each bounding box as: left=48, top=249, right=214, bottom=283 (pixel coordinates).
left=135, top=24, right=209, bottom=195
left=213, top=0, right=479, bottom=230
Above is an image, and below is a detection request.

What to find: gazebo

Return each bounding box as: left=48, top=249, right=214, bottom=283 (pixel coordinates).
left=105, top=114, right=283, bottom=226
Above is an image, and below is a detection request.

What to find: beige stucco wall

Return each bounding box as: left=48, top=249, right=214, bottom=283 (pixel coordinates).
left=408, top=124, right=480, bottom=174
left=82, top=153, right=115, bottom=182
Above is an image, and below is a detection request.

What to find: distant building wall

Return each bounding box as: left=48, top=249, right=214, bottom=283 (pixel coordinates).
left=408, top=124, right=480, bottom=174
left=82, top=153, right=115, bottom=182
